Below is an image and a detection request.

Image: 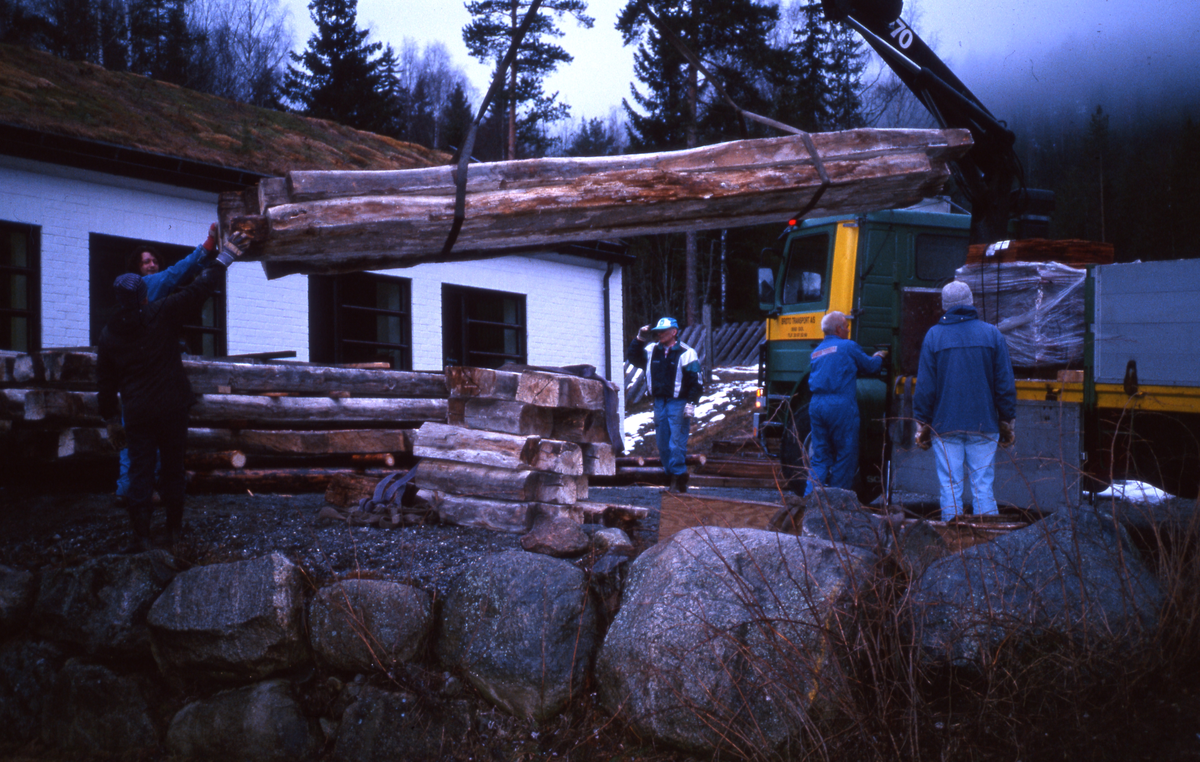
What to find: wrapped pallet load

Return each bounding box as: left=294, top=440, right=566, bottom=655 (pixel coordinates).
left=954, top=261, right=1087, bottom=369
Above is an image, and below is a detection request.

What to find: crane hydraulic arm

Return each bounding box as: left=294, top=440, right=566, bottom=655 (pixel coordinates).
left=821, top=0, right=1051, bottom=244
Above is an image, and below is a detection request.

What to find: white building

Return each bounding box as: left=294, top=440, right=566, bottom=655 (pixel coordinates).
left=0, top=46, right=629, bottom=413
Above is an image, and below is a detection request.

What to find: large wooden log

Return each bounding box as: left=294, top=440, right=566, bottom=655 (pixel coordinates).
left=21, top=391, right=445, bottom=427
left=189, top=394, right=446, bottom=428
left=414, top=459, right=587, bottom=504
left=183, top=361, right=447, bottom=398
left=416, top=490, right=583, bottom=533
left=1, top=388, right=27, bottom=419
left=187, top=467, right=394, bottom=494
left=445, top=366, right=606, bottom=410
left=5, top=350, right=446, bottom=397
left=447, top=398, right=554, bottom=437
left=185, top=450, right=247, bottom=471
left=228, top=128, right=971, bottom=277
left=412, top=422, right=583, bottom=475
left=580, top=442, right=616, bottom=476
left=187, top=428, right=412, bottom=455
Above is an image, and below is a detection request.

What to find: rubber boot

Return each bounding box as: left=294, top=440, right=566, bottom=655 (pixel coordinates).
left=666, top=474, right=678, bottom=493
left=677, top=472, right=690, bottom=493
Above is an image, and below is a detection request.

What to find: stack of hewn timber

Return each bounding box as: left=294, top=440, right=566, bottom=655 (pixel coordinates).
left=219, top=128, right=972, bottom=278
left=414, top=366, right=646, bottom=533
left=0, top=349, right=448, bottom=493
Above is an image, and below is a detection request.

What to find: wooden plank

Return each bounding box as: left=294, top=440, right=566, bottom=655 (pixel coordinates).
left=658, top=492, right=781, bottom=538
left=416, top=489, right=536, bottom=534
left=447, top=398, right=554, bottom=437
left=414, top=459, right=587, bottom=504
left=412, top=421, right=583, bottom=475
left=234, top=128, right=971, bottom=277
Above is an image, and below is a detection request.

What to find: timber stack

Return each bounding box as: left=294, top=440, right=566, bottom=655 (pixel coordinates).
left=217, top=128, right=972, bottom=278
left=415, top=366, right=645, bottom=533
left=0, top=348, right=447, bottom=493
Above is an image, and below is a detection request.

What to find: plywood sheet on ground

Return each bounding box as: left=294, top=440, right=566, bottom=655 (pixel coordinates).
left=658, top=492, right=782, bottom=539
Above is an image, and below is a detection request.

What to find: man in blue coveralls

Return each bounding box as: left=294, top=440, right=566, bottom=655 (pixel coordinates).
left=805, top=311, right=887, bottom=495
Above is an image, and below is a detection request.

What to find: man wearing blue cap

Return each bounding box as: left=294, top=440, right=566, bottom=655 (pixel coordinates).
left=628, top=317, right=703, bottom=492
left=97, top=230, right=249, bottom=550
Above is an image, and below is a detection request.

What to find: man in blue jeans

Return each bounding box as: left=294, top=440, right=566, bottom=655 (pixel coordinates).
left=805, top=311, right=887, bottom=495
left=914, top=281, right=1017, bottom=521
left=627, top=317, right=703, bottom=493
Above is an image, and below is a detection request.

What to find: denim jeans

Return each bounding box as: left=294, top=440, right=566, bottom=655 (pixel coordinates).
left=933, top=431, right=999, bottom=521
left=653, top=397, right=690, bottom=476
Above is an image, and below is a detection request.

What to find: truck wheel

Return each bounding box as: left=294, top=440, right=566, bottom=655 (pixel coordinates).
left=780, top=401, right=811, bottom=497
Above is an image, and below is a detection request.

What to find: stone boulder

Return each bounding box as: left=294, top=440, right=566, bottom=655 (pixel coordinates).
left=330, top=685, right=471, bottom=762
left=0, top=640, right=64, bottom=745
left=31, top=550, right=178, bottom=658
left=906, top=506, right=1165, bottom=668
left=147, top=552, right=309, bottom=681
left=0, top=565, right=35, bottom=637
left=437, top=550, right=598, bottom=721
left=309, top=578, right=433, bottom=674
left=801, top=487, right=896, bottom=553
left=597, top=527, right=879, bottom=757
left=42, top=658, right=158, bottom=756
left=519, top=512, right=590, bottom=558
left=166, top=679, right=321, bottom=762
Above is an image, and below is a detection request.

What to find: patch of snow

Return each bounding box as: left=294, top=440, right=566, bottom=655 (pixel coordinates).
left=1092, top=480, right=1173, bottom=504
left=624, top=366, right=759, bottom=452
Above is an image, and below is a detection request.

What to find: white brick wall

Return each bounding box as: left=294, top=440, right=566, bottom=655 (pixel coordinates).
left=3, top=156, right=627, bottom=419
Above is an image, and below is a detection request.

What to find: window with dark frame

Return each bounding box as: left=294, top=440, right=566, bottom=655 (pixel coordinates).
left=442, top=285, right=526, bottom=369
left=779, top=232, right=830, bottom=305
left=309, top=273, right=412, bottom=370
left=0, top=221, right=39, bottom=352
left=88, top=233, right=226, bottom=357
left=914, top=233, right=969, bottom=282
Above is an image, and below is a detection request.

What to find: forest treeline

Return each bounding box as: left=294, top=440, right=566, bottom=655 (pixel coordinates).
left=1, top=0, right=1196, bottom=330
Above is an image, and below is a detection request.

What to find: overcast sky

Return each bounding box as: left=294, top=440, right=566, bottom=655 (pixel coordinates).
left=282, top=0, right=1200, bottom=127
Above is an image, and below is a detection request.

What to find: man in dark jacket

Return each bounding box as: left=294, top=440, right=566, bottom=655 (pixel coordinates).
left=97, top=232, right=248, bottom=550
left=914, top=281, right=1017, bottom=521
left=805, top=311, right=887, bottom=494
left=627, top=317, right=703, bottom=492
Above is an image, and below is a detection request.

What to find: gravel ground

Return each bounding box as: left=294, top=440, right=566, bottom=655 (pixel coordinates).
left=0, top=483, right=787, bottom=597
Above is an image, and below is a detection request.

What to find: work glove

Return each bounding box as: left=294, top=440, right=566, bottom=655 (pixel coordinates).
left=203, top=222, right=218, bottom=252
left=999, top=420, right=1016, bottom=448
left=636, top=324, right=651, bottom=342
left=215, top=230, right=251, bottom=267
left=685, top=403, right=696, bottom=418
left=105, top=418, right=127, bottom=451
left=915, top=423, right=932, bottom=451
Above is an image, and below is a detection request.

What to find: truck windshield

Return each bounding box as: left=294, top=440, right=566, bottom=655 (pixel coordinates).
left=779, top=233, right=830, bottom=305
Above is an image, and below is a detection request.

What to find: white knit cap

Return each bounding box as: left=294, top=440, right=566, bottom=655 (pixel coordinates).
left=941, top=281, right=973, bottom=311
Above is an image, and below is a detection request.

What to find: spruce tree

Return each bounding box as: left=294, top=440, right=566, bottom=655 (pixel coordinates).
left=283, top=0, right=388, bottom=132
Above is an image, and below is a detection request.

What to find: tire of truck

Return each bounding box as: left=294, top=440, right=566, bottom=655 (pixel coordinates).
left=779, top=398, right=811, bottom=497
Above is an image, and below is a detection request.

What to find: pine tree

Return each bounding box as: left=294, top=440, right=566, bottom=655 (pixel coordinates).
left=283, top=0, right=389, bottom=132
left=439, top=82, right=475, bottom=153
left=463, top=0, right=593, bottom=159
